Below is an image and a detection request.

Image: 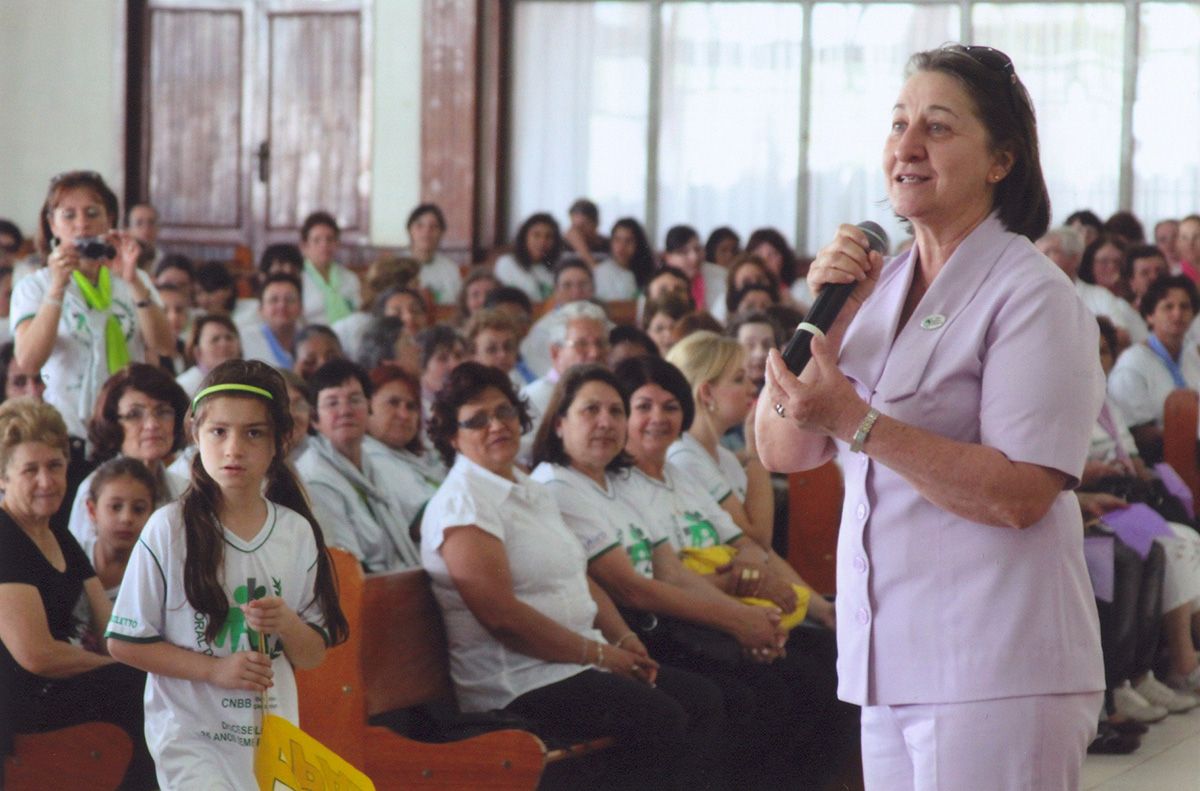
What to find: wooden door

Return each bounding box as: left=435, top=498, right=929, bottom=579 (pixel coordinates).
left=136, top=0, right=371, bottom=260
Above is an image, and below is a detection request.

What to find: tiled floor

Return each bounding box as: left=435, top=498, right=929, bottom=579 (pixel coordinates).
left=1082, top=707, right=1200, bottom=790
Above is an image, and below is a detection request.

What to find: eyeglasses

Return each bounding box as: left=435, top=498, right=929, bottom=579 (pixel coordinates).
left=118, top=405, right=176, bottom=424
left=458, top=402, right=519, bottom=430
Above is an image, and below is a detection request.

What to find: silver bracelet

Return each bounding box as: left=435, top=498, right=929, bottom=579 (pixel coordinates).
left=850, top=408, right=880, bottom=454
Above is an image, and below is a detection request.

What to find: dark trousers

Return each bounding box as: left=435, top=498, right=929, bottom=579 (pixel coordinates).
left=505, top=666, right=728, bottom=791
left=12, top=663, right=156, bottom=790
left=1098, top=538, right=1165, bottom=711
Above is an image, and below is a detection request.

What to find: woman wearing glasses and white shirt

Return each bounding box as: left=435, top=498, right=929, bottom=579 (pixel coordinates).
left=757, top=46, right=1105, bottom=789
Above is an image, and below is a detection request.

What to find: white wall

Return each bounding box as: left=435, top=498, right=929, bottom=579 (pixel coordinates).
left=0, top=0, right=422, bottom=249
left=0, top=0, right=124, bottom=236
left=370, top=0, right=423, bottom=248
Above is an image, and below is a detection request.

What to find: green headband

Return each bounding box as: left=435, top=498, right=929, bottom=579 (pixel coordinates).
left=191, top=383, right=274, bottom=413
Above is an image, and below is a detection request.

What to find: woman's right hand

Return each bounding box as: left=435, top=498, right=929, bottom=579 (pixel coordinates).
left=598, top=642, right=660, bottom=686
left=807, top=224, right=885, bottom=328
left=47, top=242, right=81, bottom=292
left=209, top=650, right=274, bottom=692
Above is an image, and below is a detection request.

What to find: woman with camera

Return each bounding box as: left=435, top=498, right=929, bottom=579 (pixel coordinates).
left=11, top=171, right=172, bottom=440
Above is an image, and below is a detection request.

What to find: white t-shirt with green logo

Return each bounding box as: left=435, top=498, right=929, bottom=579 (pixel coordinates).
left=107, top=500, right=326, bottom=791
left=615, top=464, right=743, bottom=552
left=530, top=463, right=662, bottom=579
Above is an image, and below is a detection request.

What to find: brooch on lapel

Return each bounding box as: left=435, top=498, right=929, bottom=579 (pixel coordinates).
left=920, top=314, right=946, bottom=330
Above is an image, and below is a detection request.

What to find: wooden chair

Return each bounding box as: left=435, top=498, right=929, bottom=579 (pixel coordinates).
left=1163, top=388, right=1200, bottom=505
left=786, top=460, right=844, bottom=596
left=298, top=549, right=612, bottom=790
left=3, top=723, right=132, bottom=791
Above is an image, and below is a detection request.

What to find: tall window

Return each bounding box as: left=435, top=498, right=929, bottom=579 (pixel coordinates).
left=511, top=0, right=1200, bottom=254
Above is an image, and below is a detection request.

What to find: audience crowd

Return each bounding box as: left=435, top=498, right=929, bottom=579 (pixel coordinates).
left=2, top=168, right=1200, bottom=785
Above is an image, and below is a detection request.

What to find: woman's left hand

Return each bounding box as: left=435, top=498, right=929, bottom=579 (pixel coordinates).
left=763, top=336, right=867, bottom=440
left=242, top=596, right=298, bottom=635
left=110, top=231, right=142, bottom=284
left=614, top=635, right=658, bottom=686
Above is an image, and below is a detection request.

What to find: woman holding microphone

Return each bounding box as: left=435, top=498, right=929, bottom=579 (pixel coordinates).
left=756, top=46, right=1105, bottom=789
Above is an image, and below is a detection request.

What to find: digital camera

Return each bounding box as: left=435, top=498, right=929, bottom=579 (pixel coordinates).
left=74, top=235, right=116, bottom=260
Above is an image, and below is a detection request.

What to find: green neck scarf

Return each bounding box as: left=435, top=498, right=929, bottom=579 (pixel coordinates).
left=72, top=266, right=129, bottom=374
left=305, top=259, right=353, bottom=324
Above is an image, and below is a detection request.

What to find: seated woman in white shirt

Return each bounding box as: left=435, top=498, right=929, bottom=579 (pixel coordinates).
left=592, top=218, right=655, bottom=303
left=293, top=324, right=344, bottom=382
left=294, top=359, right=421, bottom=572
left=705, top=227, right=741, bottom=269
left=331, top=256, right=421, bottom=359
left=404, top=203, right=461, bottom=306
left=464, top=307, right=524, bottom=391
left=1107, top=275, right=1200, bottom=463
left=238, top=273, right=302, bottom=370
left=422, top=361, right=728, bottom=790
left=455, top=266, right=500, bottom=328
left=744, top=228, right=807, bottom=310
left=175, top=314, right=242, bottom=398
left=493, top=213, right=561, bottom=303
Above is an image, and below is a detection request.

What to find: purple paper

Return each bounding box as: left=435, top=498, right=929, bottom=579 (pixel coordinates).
left=1083, top=536, right=1115, bottom=603
left=1155, top=462, right=1195, bottom=519
left=1101, top=503, right=1174, bottom=559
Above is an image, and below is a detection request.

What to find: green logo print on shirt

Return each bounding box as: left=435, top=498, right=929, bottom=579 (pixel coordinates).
left=683, top=511, right=720, bottom=548
left=626, top=525, right=653, bottom=577
left=213, top=577, right=283, bottom=657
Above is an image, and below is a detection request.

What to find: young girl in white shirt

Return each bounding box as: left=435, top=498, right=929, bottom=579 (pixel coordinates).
left=106, top=359, right=348, bottom=790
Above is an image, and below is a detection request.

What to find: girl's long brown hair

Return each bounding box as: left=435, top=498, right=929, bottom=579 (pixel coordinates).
left=183, top=359, right=348, bottom=646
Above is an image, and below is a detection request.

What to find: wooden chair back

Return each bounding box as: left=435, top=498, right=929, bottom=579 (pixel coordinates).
left=786, top=460, right=844, bottom=596
left=1163, top=388, right=1200, bottom=504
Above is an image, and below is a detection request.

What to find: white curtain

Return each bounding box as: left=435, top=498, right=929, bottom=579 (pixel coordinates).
left=807, top=4, right=961, bottom=254
left=509, top=2, right=650, bottom=235
left=973, top=3, right=1125, bottom=226
left=655, top=2, right=803, bottom=249
left=1133, top=3, right=1200, bottom=224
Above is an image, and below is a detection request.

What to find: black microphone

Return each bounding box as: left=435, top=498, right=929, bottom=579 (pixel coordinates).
left=781, top=221, right=888, bottom=375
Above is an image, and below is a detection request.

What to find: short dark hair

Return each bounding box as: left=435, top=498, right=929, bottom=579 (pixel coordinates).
left=427, top=361, right=532, bottom=467
left=301, top=210, right=339, bottom=242
left=372, top=284, right=426, bottom=318
left=609, top=325, right=659, bottom=358
left=0, top=219, right=24, bottom=252
left=484, top=285, right=533, bottom=315
left=705, top=227, right=740, bottom=263
left=726, top=283, right=779, bottom=316
left=407, top=203, right=447, bottom=232
left=195, top=261, right=237, bottom=311
left=613, top=355, right=695, bottom=433
left=1140, top=274, right=1199, bottom=319
left=531, top=364, right=633, bottom=472
left=295, top=323, right=342, bottom=352
left=88, top=363, right=190, bottom=462
left=88, top=456, right=157, bottom=504
left=907, top=46, right=1050, bottom=240
left=641, top=292, right=691, bottom=330
left=155, top=253, right=196, bottom=281
left=308, top=358, right=372, bottom=414
left=726, top=310, right=786, bottom=347
left=554, top=258, right=593, bottom=286
left=1123, top=244, right=1167, bottom=282
left=417, top=325, right=464, bottom=370
left=1105, top=210, right=1145, bottom=244
left=187, top=314, right=241, bottom=361
left=664, top=225, right=698, bottom=253
left=513, top=212, right=563, bottom=269
left=258, top=243, right=303, bottom=275
left=1066, top=210, right=1104, bottom=233
left=568, top=198, right=599, bottom=224
left=457, top=266, right=501, bottom=319
left=258, top=272, right=302, bottom=301
left=368, top=365, right=424, bottom=454
left=648, top=264, right=691, bottom=290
